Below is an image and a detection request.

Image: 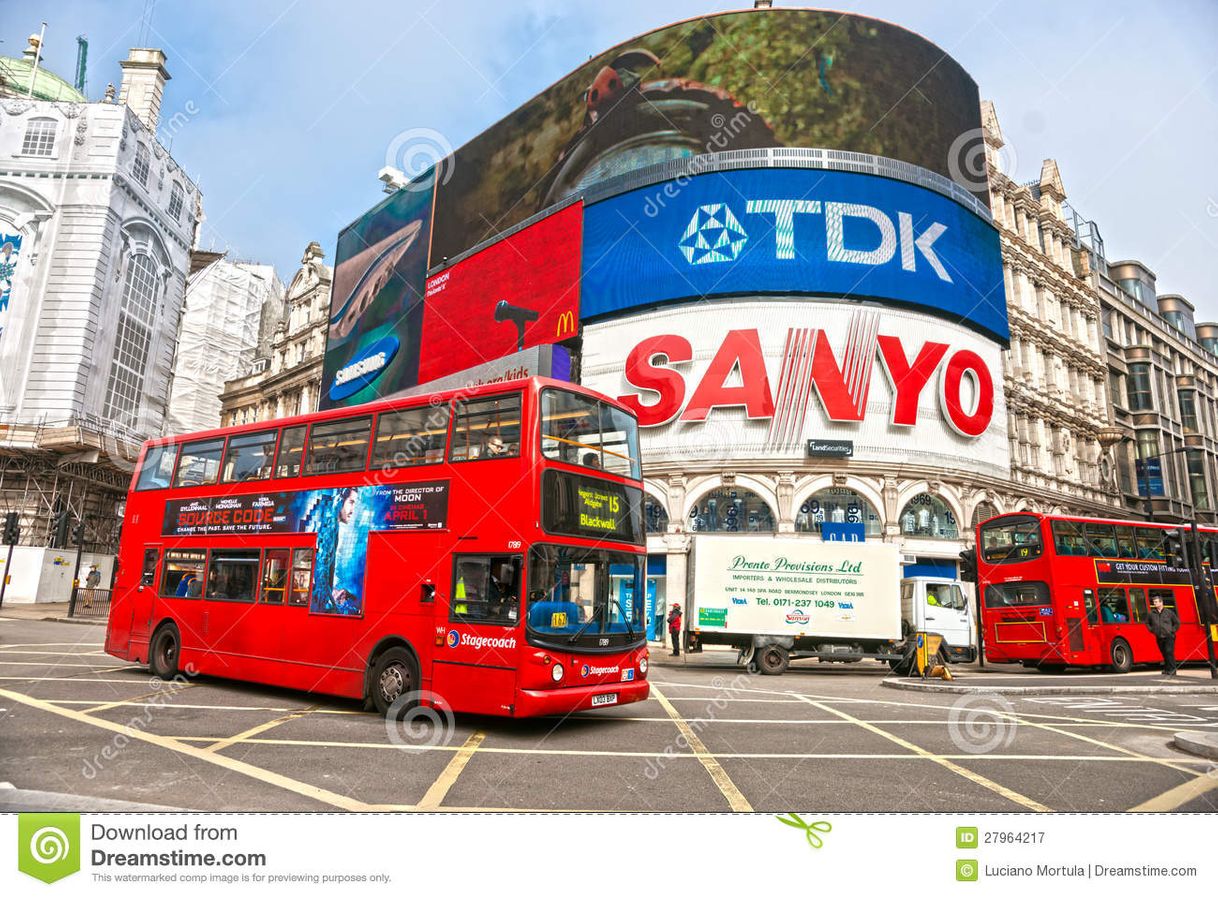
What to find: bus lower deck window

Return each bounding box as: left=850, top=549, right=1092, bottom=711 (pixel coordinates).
left=288, top=548, right=313, bottom=606
left=162, top=550, right=206, bottom=598
left=207, top=549, right=261, bottom=602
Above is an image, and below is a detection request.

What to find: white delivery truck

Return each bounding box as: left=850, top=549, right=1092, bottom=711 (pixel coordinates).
left=685, top=535, right=973, bottom=674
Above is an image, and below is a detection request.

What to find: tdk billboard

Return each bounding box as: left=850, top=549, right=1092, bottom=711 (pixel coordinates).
left=581, top=167, right=1007, bottom=343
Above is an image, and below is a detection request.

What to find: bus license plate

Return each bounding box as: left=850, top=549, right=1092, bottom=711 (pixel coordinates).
left=591, top=692, right=618, bottom=707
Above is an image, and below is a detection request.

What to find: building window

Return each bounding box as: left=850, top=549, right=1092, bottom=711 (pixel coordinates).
left=794, top=487, right=882, bottom=537
left=689, top=487, right=774, bottom=533
left=1186, top=450, right=1210, bottom=511
left=971, top=501, right=999, bottom=529
left=103, top=254, right=159, bottom=421
left=644, top=496, right=669, bottom=534
left=1126, top=363, right=1154, bottom=411
left=1179, top=389, right=1200, bottom=434
left=898, top=493, right=959, bottom=539
left=168, top=182, right=185, bottom=221
left=21, top=117, right=57, bottom=156
left=133, top=144, right=150, bottom=187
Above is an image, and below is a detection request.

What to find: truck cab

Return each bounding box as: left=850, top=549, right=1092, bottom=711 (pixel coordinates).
left=900, top=576, right=975, bottom=662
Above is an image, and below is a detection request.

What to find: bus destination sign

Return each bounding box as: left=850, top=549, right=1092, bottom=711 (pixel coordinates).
left=542, top=470, right=643, bottom=544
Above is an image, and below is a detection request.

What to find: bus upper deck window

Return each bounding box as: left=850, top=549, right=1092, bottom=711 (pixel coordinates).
left=222, top=430, right=279, bottom=483
left=135, top=444, right=177, bottom=491
left=173, top=438, right=225, bottom=487
left=450, top=394, right=522, bottom=462
left=275, top=425, right=307, bottom=478
left=305, top=417, right=372, bottom=475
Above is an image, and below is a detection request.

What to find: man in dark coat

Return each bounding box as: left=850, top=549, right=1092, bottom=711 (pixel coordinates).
left=1147, top=595, right=1181, bottom=677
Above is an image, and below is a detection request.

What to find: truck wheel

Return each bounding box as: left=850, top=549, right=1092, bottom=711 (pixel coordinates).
left=1109, top=639, right=1133, bottom=674
left=756, top=645, right=789, bottom=676
left=149, top=624, right=180, bottom=680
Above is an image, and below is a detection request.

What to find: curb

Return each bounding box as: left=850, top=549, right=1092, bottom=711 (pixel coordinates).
left=1172, top=732, right=1218, bottom=762
left=880, top=677, right=1218, bottom=696
left=41, top=616, right=105, bottom=626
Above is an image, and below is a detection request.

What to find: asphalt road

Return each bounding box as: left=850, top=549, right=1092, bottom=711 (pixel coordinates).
left=1, top=617, right=1217, bottom=813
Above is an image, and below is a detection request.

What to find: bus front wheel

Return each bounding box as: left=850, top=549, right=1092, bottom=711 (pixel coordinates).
left=149, top=625, right=180, bottom=680
left=1109, top=639, right=1133, bottom=674
left=371, top=647, right=419, bottom=715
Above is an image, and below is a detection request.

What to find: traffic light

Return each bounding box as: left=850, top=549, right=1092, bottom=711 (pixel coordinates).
left=2, top=512, right=18, bottom=546
left=958, top=546, right=978, bottom=583
left=53, top=510, right=71, bottom=549
left=72, top=521, right=86, bottom=546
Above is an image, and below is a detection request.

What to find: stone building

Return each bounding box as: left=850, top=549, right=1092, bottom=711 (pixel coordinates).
left=0, top=37, right=201, bottom=601
left=219, top=241, right=330, bottom=426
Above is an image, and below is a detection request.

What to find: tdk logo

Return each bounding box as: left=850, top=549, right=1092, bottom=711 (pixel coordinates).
left=679, top=199, right=951, bottom=282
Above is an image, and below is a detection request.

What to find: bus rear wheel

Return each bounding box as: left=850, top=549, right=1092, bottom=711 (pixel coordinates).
left=371, top=647, right=419, bottom=715
left=149, top=625, right=180, bottom=680
left=1109, top=639, right=1133, bottom=674
left=756, top=645, right=789, bottom=676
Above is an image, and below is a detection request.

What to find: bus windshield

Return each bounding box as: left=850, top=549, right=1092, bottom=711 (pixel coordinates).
left=980, top=516, right=1044, bottom=563
left=540, top=389, right=641, bottom=479
left=526, top=545, right=646, bottom=650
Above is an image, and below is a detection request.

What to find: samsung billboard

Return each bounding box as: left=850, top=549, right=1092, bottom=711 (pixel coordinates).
left=581, top=167, right=1007, bottom=343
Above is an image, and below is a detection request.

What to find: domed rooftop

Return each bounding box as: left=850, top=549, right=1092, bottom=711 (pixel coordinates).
left=0, top=34, right=87, bottom=103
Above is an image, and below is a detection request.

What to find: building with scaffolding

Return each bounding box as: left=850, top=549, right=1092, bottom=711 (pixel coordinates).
left=0, top=34, right=202, bottom=602
left=167, top=254, right=284, bottom=434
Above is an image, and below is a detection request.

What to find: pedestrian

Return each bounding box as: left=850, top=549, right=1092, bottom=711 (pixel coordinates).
left=1147, top=594, right=1181, bottom=677
left=83, top=564, right=101, bottom=609
left=667, top=602, right=682, bottom=657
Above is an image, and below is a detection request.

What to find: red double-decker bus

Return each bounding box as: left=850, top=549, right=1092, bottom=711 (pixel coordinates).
left=977, top=511, right=1216, bottom=672
left=104, top=377, right=650, bottom=717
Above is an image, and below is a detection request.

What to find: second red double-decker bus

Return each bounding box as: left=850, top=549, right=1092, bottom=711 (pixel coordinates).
left=977, top=511, right=1216, bottom=672
left=104, top=377, right=650, bottom=717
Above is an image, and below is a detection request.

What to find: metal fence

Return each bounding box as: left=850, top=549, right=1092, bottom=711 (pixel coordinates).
left=68, top=587, right=112, bottom=620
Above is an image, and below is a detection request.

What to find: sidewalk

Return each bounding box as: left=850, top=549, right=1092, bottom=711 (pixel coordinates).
left=882, top=662, right=1218, bottom=695
left=0, top=601, right=102, bottom=625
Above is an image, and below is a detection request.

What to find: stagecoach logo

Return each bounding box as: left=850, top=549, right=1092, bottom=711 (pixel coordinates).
left=785, top=610, right=811, bottom=624
left=446, top=630, right=519, bottom=652
left=581, top=664, right=620, bottom=677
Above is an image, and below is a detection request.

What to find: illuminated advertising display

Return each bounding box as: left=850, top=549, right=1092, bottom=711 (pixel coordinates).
left=541, top=470, right=644, bottom=544
left=419, top=203, right=582, bottom=383
left=581, top=167, right=1007, bottom=342
left=429, top=9, right=985, bottom=264
left=321, top=170, right=436, bottom=409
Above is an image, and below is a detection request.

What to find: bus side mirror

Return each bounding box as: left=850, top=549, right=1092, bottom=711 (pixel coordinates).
left=420, top=583, right=435, bottom=603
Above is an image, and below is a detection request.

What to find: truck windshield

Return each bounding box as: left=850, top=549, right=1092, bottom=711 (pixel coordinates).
left=980, top=516, right=1043, bottom=563
left=526, top=545, right=645, bottom=651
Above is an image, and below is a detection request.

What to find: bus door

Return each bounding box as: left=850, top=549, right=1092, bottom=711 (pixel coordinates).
left=1064, top=589, right=1096, bottom=654
left=112, top=546, right=160, bottom=654
left=1096, top=587, right=1136, bottom=656
left=435, top=554, right=523, bottom=716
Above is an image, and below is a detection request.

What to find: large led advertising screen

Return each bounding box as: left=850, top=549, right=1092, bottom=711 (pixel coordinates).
left=321, top=170, right=436, bottom=409
left=429, top=9, right=985, bottom=264
left=581, top=167, right=1008, bottom=342
left=418, top=203, right=582, bottom=383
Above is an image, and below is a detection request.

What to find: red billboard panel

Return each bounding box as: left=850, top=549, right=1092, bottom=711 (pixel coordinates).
left=419, top=202, right=582, bottom=384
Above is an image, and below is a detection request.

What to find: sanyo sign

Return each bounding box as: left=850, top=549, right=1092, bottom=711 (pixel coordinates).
left=581, top=166, right=1008, bottom=343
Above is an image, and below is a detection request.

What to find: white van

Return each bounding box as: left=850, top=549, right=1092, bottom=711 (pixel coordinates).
left=900, top=576, right=975, bottom=662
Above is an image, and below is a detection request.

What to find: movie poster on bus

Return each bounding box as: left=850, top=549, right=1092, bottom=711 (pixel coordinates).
left=161, top=482, right=450, bottom=617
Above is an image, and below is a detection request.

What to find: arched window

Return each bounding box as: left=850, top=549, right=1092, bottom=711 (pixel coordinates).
left=689, top=487, right=775, bottom=533
left=168, top=182, right=185, bottom=221
left=21, top=117, right=57, bottom=156
left=795, top=487, right=882, bottom=537
left=644, top=496, right=669, bottom=534
left=133, top=144, right=150, bottom=187
left=970, top=501, right=998, bottom=529
left=898, top=493, right=959, bottom=539
left=103, top=253, right=159, bottom=420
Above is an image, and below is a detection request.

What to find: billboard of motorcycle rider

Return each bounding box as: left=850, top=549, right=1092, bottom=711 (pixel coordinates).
left=428, top=8, right=986, bottom=265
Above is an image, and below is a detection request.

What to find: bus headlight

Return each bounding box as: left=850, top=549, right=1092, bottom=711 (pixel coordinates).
left=638, top=656, right=649, bottom=675
left=551, top=663, right=564, bottom=683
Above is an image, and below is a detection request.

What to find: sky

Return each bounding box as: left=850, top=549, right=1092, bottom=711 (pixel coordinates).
left=3, top=0, right=1216, bottom=316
